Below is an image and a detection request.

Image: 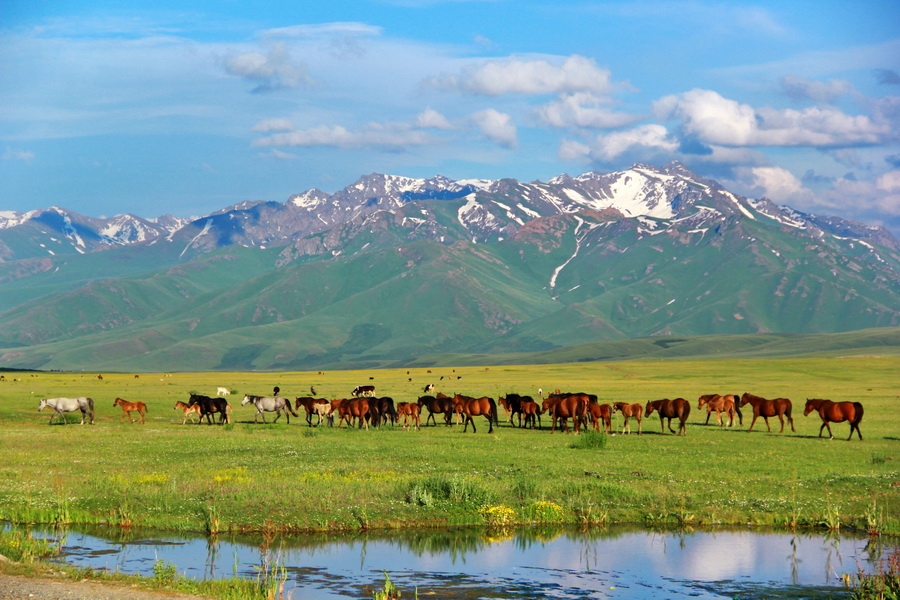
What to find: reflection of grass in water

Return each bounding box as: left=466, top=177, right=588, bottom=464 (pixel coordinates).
left=694, top=582, right=851, bottom=599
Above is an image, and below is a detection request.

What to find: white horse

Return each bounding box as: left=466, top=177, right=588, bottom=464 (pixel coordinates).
left=216, top=387, right=230, bottom=396
left=241, top=395, right=298, bottom=424
left=39, top=397, right=94, bottom=425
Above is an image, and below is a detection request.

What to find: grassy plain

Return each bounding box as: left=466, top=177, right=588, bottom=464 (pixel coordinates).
left=0, top=357, right=898, bottom=536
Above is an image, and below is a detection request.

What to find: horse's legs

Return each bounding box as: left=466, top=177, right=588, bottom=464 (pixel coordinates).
left=788, top=413, right=795, bottom=433
left=747, top=413, right=758, bottom=433
left=704, top=410, right=712, bottom=425
left=667, top=417, right=677, bottom=434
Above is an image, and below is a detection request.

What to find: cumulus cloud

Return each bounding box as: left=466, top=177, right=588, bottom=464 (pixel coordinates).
left=225, top=42, right=314, bottom=92
left=415, top=107, right=453, bottom=130
left=427, top=54, right=613, bottom=96
left=536, top=92, right=640, bottom=129
left=748, top=166, right=815, bottom=204
left=592, top=124, right=678, bottom=161
left=655, top=89, right=890, bottom=147
left=470, top=109, right=517, bottom=148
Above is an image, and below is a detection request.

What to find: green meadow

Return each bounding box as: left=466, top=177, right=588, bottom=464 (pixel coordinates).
left=0, top=357, right=898, bottom=536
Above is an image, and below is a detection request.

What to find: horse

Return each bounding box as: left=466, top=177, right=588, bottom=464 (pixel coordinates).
left=216, top=387, right=230, bottom=396
left=241, top=395, right=297, bottom=424
left=520, top=399, right=542, bottom=429
left=417, top=395, right=454, bottom=427
left=804, top=398, right=864, bottom=441
left=397, top=402, right=421, bottom=431
left=499, top=394, right=526, bottom=427
left=587, top=403, right=613, bottom=434
left=697, top=394, right=737, bottom=427
left=173, top=400, right=202, bottom=425
left=113, top=397, right=147, bottom=424
left=371, top=397, right=398, bottom=427
left=38, top=397, right=94, bottom=425
left=337, top=398, right=374, bottom=430
left=645, top=398, right=690, bottom=436
left=451, top=394, right=497, bottom=433
left=542, top=394, right=587, bottom=434
left=612, top=402, right=643, bottom=435
left=187, top=394, right=230, bottom=425
left=740, top=393, right=794, bottom=434
left=296, top=397, right=331, bottom=426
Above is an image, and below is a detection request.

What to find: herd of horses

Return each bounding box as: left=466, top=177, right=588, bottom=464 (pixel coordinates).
left=37, top=388, right=866, bottom=440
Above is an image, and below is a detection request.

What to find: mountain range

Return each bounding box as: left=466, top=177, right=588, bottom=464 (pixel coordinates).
left=1, top=162, right=898, bottom=372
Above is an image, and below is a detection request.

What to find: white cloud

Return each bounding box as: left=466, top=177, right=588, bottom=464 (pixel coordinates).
left=252, top=118, right=295, bottom=132
left=224, top=42, right=314, bottom=92
left=655, top=89, right=890, bottom=147
left=749, top=166, right=815, bottom=204
left=470, top=109, right=517, bottom=148
left=592, top=124, right=678, bottom=161
left=428, top=54, right=613, bottom=96
left=253, top=122, right=432, bottom=150
left=780, top=75, right=852, bottom=104
left=536, top=92, right=640, bottom=130
left=416, top=107, right=453, bottom=130
left=2, top=148, right=35, bottom=162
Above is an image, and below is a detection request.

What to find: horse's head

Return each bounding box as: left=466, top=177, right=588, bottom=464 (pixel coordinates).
left=38, top=399, right=48, bottom=411
left=114, top=398, right=123, bottom=407
left=739, top=392, right=750, bottom=406
left=241, top=395, right=252, bottom=406
left=803, top=399, right=820, bottom=416
left=645, top=401, right=655, bottom=416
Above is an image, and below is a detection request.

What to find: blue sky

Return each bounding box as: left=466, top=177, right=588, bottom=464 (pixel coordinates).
left=1, top=0, right=898, bottom=233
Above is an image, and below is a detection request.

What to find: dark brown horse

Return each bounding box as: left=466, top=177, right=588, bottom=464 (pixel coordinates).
left=587, top=403, right=613, bottom=434
left=417, top=395, right=454, bottom=426
left=452, top=394, right=497, bottom=433
left=188, top=394, right=230, bottom=425
left=645, top=398, right=690, bottom=436
left=740, top=393, right=794, bottom=434
left=804, top=398, right=864, bottom=441
left=612, top=402, right=643, bottom=435
left=542, top=394, right=587, bottom=434
left=499, top=394, right=526, bottom=427
left=113, top=397, right=147, bottom=424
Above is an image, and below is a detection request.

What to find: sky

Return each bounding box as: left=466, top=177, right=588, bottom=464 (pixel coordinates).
left=1, top=0, right=899, bottom=233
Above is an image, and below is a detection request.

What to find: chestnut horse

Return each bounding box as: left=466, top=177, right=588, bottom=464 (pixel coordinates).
left=697, top=394, right=737, bottom=427
left=587, top=403, right=613, bottom=434
left=337, top=398, right=377, bottom=430
left=740, top=393, right=794, bottom=434
left=612, top=402, right=643, bottom=435
left=520, top=399, right=542, bottom=429
left=417, top=395, right=454, bottom=427
left=542, top=394, right=587, bottom=434
left=804, top=398, right=864, bottom=441
left=173, top=400, right=201, bottom=425
left=397, top=402, right=421, bottom=431
left=452, top=394, right=497, bottom=433
left=645, top=398, right=690, bottom=436
left=113, top=397, right=147, bottom=424
left=296, top=397, right=329, bottom=426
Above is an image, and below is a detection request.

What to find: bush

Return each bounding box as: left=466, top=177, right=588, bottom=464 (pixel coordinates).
left=571, top=432, right=608, bottom=450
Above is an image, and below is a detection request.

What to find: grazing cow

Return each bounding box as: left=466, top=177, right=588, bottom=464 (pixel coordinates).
left=113, top=397, right=147, bottom=424
left=174, top=400, right=202, bottom=425
left=216, top=387, right=230, bottom=396
left=424, top=383, right=435, bottom=394
left=612, top=402, right=643, bottom=435
left=352, top=385, right=375, bottom=397
left=397, top=402, right=421, bottom=430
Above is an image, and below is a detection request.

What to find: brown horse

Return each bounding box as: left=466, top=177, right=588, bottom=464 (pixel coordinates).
left=296, top=397, right=330, bottom=426
left=612, top=402, right=643, bottom=435
left=587, top=403, right=613, bottom=434
left=520, top=399, right=542, bottom=429
left=417, top=395, right=455, bottom=426
left=697, top=394, right=737, bottom=427
left=645, top=398, right=691, bottom=436
left=113, top=397, right=147, bottom=423
left=397, top=402, right=421, bottom=431
left=452, top=394, right=497, bottom=433
left=542, top=394, right=587, bottom=434
left=337, top=398, right=373, bottom=430
left=173, top=400, right=202, bottom=424
left=740, top=393, right=794, bottom=433
left=804, top=398, right=864, bottom=441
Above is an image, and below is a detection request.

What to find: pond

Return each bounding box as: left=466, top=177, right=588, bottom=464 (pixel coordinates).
left=21, top=524, right=895, bottom=599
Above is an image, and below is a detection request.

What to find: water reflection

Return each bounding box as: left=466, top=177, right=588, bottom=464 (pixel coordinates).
left=13, top=523, right=894, bottom=599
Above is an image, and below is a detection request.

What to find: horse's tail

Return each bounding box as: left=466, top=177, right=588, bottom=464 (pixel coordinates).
left=853, top=402, right=864, bottom=425
left=287, top=401, right=299, bottom=417
left=489, top=397, right=499, bottom=425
